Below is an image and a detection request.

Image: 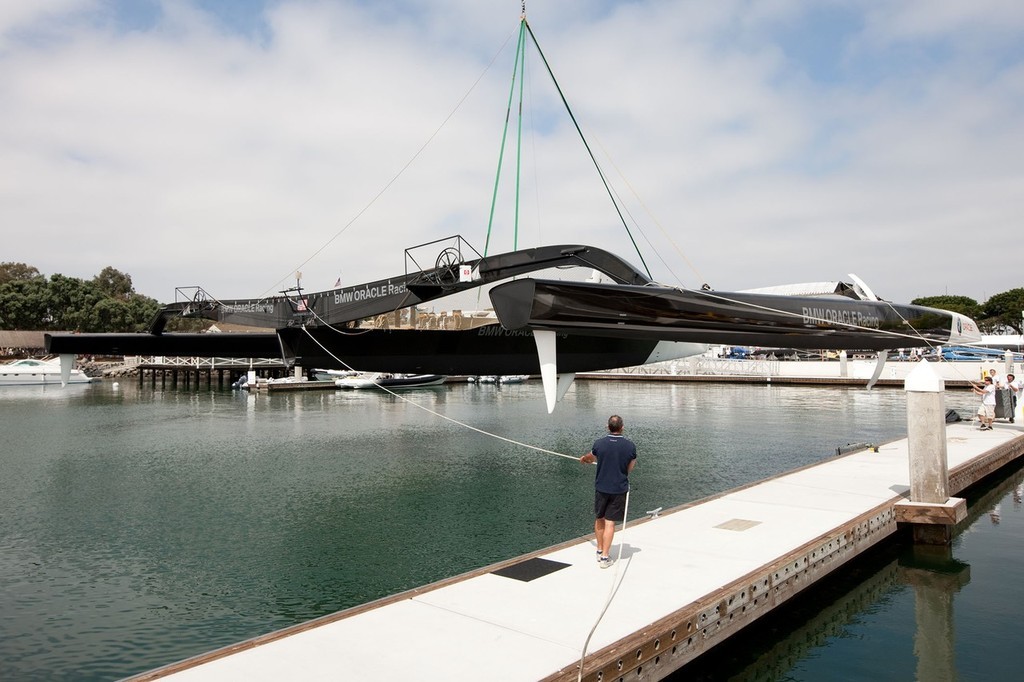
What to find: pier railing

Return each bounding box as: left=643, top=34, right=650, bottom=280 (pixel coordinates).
left=125, top=356, right=287, bottom=369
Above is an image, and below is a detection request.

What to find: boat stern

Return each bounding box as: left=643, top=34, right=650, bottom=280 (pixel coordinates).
left=947, top=312, right=982, bottom=346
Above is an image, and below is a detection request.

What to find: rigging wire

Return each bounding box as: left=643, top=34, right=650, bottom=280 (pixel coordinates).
left=589, top=133, right=708, bottom=288
left=522, top=19, right=653, bottom=279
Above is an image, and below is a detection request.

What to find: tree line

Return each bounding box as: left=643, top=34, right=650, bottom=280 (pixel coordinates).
left=912, top=292, right=1024, bottom=335
left=0, top=262, right=162, bottom=333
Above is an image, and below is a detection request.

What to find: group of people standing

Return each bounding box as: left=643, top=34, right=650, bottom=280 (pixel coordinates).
left=972, top=369, right=1021, bottom=429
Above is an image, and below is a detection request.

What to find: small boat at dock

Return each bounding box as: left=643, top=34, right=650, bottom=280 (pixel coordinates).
left=336, top=373, right=446, bottom=389
left=0, top=358, right=94, bottom=386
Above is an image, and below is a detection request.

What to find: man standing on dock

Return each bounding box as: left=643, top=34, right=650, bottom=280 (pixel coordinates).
left=580, top=415, right=637, bottom=568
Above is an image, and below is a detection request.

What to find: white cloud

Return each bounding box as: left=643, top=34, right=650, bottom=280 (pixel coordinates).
left=1, top=0, right=1021, bottom=309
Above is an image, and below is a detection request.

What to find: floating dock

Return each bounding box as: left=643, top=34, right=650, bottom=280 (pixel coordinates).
left=129, top=422, right=1024, bottom=682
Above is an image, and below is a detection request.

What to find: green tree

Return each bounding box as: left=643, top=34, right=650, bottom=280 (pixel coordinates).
left=92, top=266, right=134, bottom=300
left=982, top=288, right=1024, bottom=334
left=0, top=277, right=49, bottom=329
left=911, top=295, right=982, bottom=321
left=44, top=274, right=103, bottom=331
left=123, top=293, right=163, bottom=332
left=0, top=262, right=42, bottom=285
left=1, top=266, right=163, bottom=332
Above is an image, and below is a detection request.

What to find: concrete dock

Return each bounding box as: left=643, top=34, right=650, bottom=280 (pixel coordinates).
left=129, top=421, right=1024, bottom=681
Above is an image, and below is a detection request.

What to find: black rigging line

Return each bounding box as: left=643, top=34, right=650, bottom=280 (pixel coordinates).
left=522, top=18, right=653, bottom=280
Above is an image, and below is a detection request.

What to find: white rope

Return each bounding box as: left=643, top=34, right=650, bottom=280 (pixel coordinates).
left=301, top=318, right=638, bottom=676
left=577, top=488, right=631, bottom=682
left=299, top=325, right=578, bottom=461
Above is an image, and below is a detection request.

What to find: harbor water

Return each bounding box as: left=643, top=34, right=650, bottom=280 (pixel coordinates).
left=0, top=379, right=1018, bottom=680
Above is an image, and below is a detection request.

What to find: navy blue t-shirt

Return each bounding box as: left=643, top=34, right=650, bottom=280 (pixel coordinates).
left=591, top=434, right=636, bottom=494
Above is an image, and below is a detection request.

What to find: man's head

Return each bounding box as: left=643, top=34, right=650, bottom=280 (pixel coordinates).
left=1009, top=374, right=1016, bottom=382
left=985, top=376, right=993, bottom=384
left=608, top=415, right=624, bottom=433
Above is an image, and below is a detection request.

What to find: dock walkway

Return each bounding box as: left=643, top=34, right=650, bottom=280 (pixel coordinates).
left=133, top=422, right=1024, bottom=682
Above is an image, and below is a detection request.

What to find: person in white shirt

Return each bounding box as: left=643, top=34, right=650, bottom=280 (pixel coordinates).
left=972, top=376, right=997, bottom=430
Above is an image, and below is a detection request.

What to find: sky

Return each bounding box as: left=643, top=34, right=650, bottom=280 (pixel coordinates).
left=2, top=0, right=1022, bottom=305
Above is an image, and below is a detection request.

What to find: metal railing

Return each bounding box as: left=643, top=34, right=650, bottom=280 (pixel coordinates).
left=124, top=356, right=287, bottom=368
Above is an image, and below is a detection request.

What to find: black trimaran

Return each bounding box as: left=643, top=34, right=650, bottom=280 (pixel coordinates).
left=46, top=17, right=980, bottom=411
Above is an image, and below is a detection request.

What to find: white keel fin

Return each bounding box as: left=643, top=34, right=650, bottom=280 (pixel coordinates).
left=59, top=354, right=75, bottom=387
left=533, top=330, right=559, bottom=413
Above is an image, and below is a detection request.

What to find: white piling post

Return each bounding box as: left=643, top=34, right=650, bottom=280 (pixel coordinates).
left=897, top=361, right=966, bottom=544
left=905, top=362, right=948, bottom=503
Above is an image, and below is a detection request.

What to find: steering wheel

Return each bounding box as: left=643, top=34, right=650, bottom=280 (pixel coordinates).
left=433, top=247, right=462, bottom=285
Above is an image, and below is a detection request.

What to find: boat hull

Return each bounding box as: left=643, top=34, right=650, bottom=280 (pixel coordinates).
left=337, top=374, right=446, bottom=389
left=279, top=326, right=704, bottom=375
left=45, top=326, right=707, bottom=375
left=489, top=279, right=981, bottom=351
left=0, top=359, right=94, bottom=386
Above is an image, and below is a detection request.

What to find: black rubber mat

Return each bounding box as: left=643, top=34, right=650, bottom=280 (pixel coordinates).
left=491, top=557, right=570, bottom=582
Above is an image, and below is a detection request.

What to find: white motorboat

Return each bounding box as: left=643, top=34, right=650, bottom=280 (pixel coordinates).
left=314, top=368, right=359, bottom=381
left=0, top=358, right=94, bottom=386
left=336, top=373, right=446, bottom=389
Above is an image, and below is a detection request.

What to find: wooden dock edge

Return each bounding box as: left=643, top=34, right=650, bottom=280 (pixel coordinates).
left=549, top=434, right=1024, bottom=682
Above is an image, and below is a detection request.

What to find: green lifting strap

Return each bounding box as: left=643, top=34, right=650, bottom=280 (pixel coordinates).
left=486, top=18, right=652, bottom=280
left=513, top=21, right=526, bottom=251
left=484, top=20, right=526, bottom=258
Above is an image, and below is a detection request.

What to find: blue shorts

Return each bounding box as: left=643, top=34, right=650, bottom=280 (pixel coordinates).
left=594, top=491, right=627, bottom=522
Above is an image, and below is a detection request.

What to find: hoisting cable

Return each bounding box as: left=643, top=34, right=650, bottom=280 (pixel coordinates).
left=522, top=19, right=652, bottom=280
left=513, top=22, right=527, bottom=252
left=484, top=21, right=527, bottom=258
left=590, top=133, right=709, bottom=288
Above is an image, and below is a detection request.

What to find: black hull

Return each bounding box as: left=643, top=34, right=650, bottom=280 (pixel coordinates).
left=46, top=327, right=674, bottom=375
left=278, top=327, right=667, bottom=375
left=45, top=332, right=283, bottom=357
left=489, top=279, right=979, bottom=351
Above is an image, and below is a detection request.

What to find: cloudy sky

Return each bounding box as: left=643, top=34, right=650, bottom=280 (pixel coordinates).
left=2, top=0, right=1022, bottom=305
